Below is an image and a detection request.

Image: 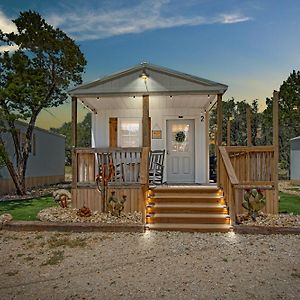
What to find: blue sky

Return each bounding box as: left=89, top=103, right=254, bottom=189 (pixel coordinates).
left=1, top=0, right=300, bottom=129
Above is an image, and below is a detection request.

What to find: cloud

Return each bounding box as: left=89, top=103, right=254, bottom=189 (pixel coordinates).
left=46, top=1, right=252, bottom=41
left=219, top=14, right=252, bottom=24
left=0, top=1, right=252, bottom=44
left=0, top=10, right=16, bottom=33
left=0, top=10, right=18, bottom=52
left=0, top=44, right=19, bottom=52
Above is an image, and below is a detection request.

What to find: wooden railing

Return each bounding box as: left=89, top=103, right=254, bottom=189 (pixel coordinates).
left=219, top=146, right=276, bottom=224
left=219, top=147, right=239, bottom=224
left=225, top=146, right=275, bottom=184
left=74, top=147, right=149, bottom=186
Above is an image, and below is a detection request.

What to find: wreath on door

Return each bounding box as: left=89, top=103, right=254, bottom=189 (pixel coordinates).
left=175, top=131, right=186, bottom=143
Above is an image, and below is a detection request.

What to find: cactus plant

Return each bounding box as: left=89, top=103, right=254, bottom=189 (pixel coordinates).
left=242, top=189, right=266, bottom=221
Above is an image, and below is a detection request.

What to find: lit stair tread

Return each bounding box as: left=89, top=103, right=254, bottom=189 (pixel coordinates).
left=152, top=186, right=219, bottom=191
left=149, top=213, right=230, bottom=218
left=147, top=223, right=232, bottom=229
left=151, top=195, right=223, bottom=199
left=151, top=203, right=226, bottom=208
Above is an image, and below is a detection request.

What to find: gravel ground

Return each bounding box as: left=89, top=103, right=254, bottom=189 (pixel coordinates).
left=0, top=231, right=299, bottom=300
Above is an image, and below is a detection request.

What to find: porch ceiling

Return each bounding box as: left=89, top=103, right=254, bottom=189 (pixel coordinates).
left=79, top=94, right=217, bottom=112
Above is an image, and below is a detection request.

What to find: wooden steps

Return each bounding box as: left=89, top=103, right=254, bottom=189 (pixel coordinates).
left=146, top=186, right=231, bottom=232
left=146, top=223, right=231, bottom=232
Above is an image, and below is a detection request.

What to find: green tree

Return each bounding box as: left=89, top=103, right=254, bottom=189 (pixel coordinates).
left=261, top=70, right=300, bottom=174
left=209, top=98, right=258, bottom=147
left=51, top=112, right=91, bottom=164
left=0, top=10, right=86, bottom=194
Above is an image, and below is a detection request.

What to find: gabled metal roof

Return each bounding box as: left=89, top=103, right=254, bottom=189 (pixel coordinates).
left=69, top=62, right=228, bottom=97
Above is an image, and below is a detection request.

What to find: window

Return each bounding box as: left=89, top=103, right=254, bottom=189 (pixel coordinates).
left=119, top=119, right=141, bottom=147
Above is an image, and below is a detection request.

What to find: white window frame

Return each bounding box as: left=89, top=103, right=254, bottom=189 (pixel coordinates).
left=118, top=118, right=142, bottom=148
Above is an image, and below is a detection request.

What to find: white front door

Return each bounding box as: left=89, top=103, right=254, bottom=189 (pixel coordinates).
left=166, top=119, right=195, bottom=183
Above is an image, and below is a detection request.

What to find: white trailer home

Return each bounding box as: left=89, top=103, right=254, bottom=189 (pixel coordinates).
left=69, top=63, right=278, bottom=231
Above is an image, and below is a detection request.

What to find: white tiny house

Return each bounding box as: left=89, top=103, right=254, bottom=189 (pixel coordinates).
left=70, top=63, right=228, bottom=184
left=69, top=63, right=279, bottom=230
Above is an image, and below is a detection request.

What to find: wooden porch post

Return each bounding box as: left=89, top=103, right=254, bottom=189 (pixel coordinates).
left=273, top=90, right=279, bottom=213
left=142, top=95, right=150, bottom=147
left=216, top=93, right=223, bottom=185
left=141, top=95, right=150, bottom=223
left=72, top=96, right=78, bottom=191
left=246, top=107, right=252, bottom=146
left=226, top=119, right=231, bottom=146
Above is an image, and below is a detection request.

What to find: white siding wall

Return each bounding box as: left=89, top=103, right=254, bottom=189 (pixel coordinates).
left=92, top=107, right=208, bottom=183
left=291, top=150, right=300, bottom=180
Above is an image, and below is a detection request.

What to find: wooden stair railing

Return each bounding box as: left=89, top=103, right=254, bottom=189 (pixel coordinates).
left=219, top=145, right=277, bottom=223
left=219, top=146, right=239, bottom=224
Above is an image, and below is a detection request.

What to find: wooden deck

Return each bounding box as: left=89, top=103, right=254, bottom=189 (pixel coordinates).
left=71, top=146, right=278, bottom=232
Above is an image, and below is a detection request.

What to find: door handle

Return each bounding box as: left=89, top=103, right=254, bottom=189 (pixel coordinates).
left=167, top=151, right=169, bottom=155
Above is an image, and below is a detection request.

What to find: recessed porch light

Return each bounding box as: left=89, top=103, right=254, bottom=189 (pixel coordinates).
left=139, top=68, right=149, bottom=81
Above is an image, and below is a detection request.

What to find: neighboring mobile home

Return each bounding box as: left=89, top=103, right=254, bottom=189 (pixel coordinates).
left=0, top=121, right=65, bottom=195
left=290, top=136, right=300, bottom=183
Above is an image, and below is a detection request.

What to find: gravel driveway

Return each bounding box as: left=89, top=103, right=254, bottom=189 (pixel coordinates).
left=0, top=230, right=299, bottom=300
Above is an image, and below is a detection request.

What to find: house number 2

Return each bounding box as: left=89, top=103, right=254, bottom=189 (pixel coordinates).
left=200, top=116, right=205, bottom=122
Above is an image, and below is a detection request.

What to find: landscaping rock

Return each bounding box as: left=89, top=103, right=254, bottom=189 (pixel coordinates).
left=0, top=183, right=71, bottom=202
left=240, top=213, right=300, bottom=227
left=279, top=181, right=300, bottom=196
left=37, top=207, right=142, bottom=224
left=0, top=213, right=13, bottom=224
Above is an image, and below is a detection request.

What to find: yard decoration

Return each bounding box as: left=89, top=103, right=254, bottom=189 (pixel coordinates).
left=77, top=206, right=92, bottom=217
left=175, top=131, right=186, bottom=143
left=53, top=189, right=71, bottom=208
left=242, top=189, right=266, bottom=221
left=107, top=191, right=127, bottom=217
left=96, top=153, right=115, bottom=210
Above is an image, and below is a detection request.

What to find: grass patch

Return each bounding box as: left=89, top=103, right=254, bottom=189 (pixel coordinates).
left=47, top=235, right=87, bottom=249
left=0, top=197, right=57, bottom=221
left=279, top=192, right=300, bottom=214
left=42, top=250, right=64, bottom=266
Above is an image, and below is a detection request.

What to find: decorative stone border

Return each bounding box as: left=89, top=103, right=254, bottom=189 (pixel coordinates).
left=2, top=222, right=299, bottom=234
left=233, top=225, right=300, bottom=235
left=1, top=221, right=145, bottom=233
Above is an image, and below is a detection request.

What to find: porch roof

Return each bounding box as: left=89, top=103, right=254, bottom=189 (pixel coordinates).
left=69, top=63, right=228, bottom=97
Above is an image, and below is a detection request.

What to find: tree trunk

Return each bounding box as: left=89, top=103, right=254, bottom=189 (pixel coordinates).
left=0, top=138, right=24, bottom=194
left=0, top=109, right=41, bottom=195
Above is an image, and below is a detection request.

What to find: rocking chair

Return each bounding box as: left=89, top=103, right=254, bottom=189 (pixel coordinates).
left=149, top=150, right=165, bottom=185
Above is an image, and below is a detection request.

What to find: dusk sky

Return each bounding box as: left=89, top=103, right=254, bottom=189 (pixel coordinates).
left=1, top=0, right=299, bottom=129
